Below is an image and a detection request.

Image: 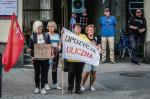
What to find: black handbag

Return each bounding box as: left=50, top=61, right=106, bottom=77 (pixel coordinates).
left=63, top=59, right=69, bottom=72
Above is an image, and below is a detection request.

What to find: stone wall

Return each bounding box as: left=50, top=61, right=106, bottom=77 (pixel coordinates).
left=144, top=0, right=150, bottom=63
left=144, top=41, right=150, bottom=63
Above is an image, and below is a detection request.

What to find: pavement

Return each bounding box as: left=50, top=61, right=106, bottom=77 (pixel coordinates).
left=1, top=59, right=150, bottom=99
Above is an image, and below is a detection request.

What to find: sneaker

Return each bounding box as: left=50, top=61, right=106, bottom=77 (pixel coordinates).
left=110, top=60, right=116, bottom=64
left=135, top=61, right=140, bottom=65
left=90, top=86, right=95, bottom=91
left=75, top=90, right=82, bottom=94
left=45, top=84, right=50, bottom=90
left=80, top=86, right=85, bottom=91
left=51, top=83, right=62, bottom=90
left=34, top=88, right=40, bottom=94
left=67, top=90, right=73, bottom=94
left=40, top=88, right=47, bottom=95
left=131, top=60, right=140, bottom=65
left=100, top=60, right=106, bottom=63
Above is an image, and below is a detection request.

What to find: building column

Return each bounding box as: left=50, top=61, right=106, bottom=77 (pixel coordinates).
left=111, top=0, right=126, bottom=43
left=144, top=0, right=150, bottom=63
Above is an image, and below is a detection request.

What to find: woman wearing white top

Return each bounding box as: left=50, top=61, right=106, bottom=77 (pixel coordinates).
left=28, top=20, right=51, bottom=94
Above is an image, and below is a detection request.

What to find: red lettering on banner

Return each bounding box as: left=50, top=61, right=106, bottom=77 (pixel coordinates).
left=66, top=46, right=93, bottom=59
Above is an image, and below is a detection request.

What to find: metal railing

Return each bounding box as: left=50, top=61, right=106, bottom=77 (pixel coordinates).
left=23, top=9, right=63, bottom=65
left=23, top=9, right=52, bottom=33
left=129, top=2, right=144, bottom=16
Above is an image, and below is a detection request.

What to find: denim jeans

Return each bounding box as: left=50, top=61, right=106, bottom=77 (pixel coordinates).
left=128, top=34, right=141, bottom=61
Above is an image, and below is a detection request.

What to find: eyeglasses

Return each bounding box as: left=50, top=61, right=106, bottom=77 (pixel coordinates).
left=38, top=27, right=43, bottom=31
left=104, top=10, right=109, bottom=12
left=136, top=11, right=142, bottom=13
left=39, top=29, right=43, bottom=31
left=48, top=26, right=55, bottom=28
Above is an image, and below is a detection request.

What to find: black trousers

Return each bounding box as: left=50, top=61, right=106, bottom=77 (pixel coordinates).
left=52, top=51, right=59, bottom=84
left=45, top=49, right=59, bottom=84
left=68, top=62, right=84, bottom=91
left=33, top=60, right=49, bottom=88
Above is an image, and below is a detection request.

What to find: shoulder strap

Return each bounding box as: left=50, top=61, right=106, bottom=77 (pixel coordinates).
left=30, top=33, right=36, bottom=43
left=44, top=33, right=51, bottom=44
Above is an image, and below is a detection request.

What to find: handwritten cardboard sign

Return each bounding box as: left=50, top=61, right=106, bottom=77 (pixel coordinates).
left=34, top=44, right=53, bottom=59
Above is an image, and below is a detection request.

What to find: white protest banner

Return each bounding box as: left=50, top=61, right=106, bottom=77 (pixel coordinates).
left=62, top=28, right=100, bottom=66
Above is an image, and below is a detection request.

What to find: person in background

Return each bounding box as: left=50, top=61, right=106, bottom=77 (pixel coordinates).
left=45, top=21, right=61, bottom=90
left=99, top=8, right=117, bottom=64
left=79, top=10, right=88, bottom=34
left=81, top=24, right=101, bottom=91
left=67, top=24, right=90, bottom=94
left=127, top=8, right=147, bottom=65
left=27, top=20, right=51, bottom=94
left=70, top=13, right=76, bottom=32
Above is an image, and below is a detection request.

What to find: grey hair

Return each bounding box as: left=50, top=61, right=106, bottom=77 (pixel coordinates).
left=47, top=21, right=57, bottom=30
left=32, top=20, right=43, bottom=33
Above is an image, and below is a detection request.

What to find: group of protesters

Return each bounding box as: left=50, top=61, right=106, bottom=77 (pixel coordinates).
left=27, top=7, right=147, bottom=95
left=27, top=20, right=62, bottom=94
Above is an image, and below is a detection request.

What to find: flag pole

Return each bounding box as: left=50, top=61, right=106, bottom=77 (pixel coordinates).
left=61, top=59, right=64, bottom=95
left=0, top=53, right=2, bottom=98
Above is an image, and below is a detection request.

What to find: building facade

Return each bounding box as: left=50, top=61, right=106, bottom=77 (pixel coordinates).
left=0, top=0, right=149, bottom=67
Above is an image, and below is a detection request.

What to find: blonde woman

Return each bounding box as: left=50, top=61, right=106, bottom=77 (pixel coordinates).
left=45, top=21, right=61, bottom=90
left=28, top=20, right=51, bottom=94
left=81, top=24, right=101, bottom=91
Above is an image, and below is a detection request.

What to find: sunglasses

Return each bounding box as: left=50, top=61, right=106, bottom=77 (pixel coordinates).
left=48, top=26, right=55, bottom=28
left=136, top=11, right=142, bottom=13
left=104, top=10, right=110, bottom=12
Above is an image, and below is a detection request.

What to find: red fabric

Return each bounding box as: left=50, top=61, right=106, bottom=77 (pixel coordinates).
left=2, top=13, right=24, bottom=72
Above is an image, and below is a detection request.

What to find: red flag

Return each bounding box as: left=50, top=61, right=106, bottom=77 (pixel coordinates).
left=2, top=13, right=24, bottom=72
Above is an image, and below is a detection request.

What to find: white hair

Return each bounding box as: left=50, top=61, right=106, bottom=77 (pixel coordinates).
left=32, top=20, right=43, bottom=33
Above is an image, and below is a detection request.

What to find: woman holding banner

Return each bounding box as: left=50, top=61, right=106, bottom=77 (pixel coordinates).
left=67, top=24, right=90, bottom=94
left=27, top=20, right=51, bottom=94
left=45, top=21, right=61, bottom=90
left=81, top=24, right=101, bottom=91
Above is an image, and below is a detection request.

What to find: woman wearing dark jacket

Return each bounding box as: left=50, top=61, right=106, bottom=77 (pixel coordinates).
left=27, top=20, right=51, bottom=94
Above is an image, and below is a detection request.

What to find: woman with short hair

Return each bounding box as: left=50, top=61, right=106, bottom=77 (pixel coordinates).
left=81, top=24, right=101, bottom=91
left=45, top=20, right=61, bottom=90
left=28, top=20, right=51, bottom=94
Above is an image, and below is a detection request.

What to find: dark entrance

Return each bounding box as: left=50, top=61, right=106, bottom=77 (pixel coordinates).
left=126, top=0, right=144, bottom=23
left=67, top=0, right=97, bottom=34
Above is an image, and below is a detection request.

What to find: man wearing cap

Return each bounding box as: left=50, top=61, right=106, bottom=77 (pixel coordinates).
left=99, top=8, right=117, bottom=63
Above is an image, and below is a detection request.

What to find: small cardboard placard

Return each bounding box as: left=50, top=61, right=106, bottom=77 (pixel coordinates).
left=34, top=44, right=53, bottom=59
